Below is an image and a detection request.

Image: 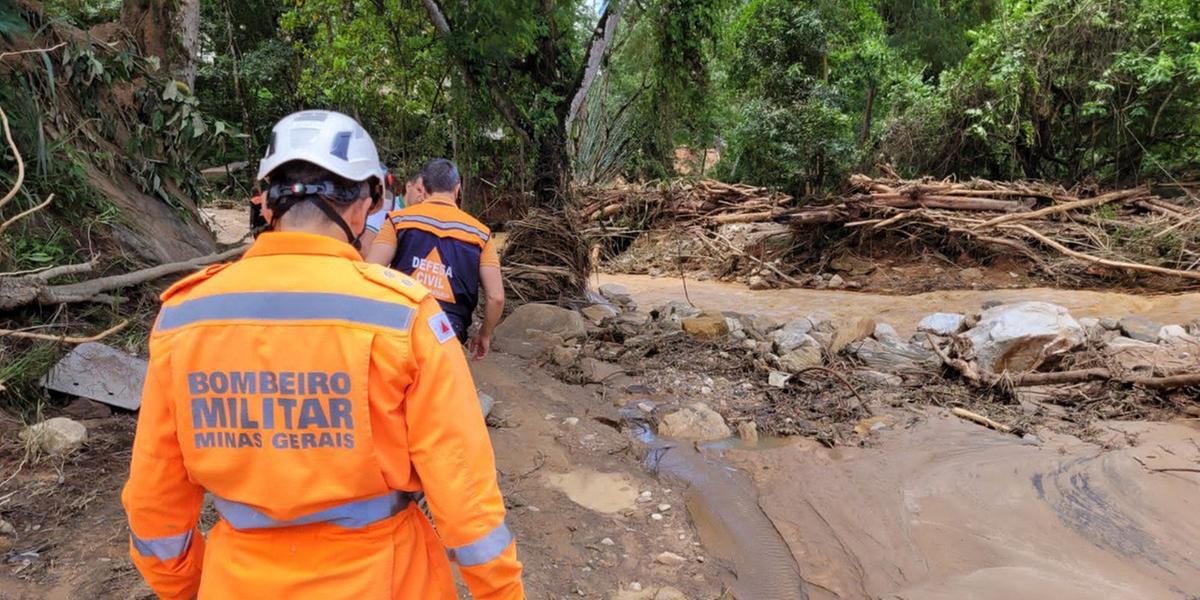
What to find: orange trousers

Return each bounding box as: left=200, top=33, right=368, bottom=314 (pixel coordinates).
left=197, top=504, right=458, bottom=599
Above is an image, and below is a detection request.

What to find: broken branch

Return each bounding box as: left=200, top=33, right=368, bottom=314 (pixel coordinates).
left=0, top=320, right=129, bottom=343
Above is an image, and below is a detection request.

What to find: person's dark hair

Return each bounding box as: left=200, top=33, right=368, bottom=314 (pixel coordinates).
left=421, top=158, right=460, bottom=194
left=407, top=173, right=422, bottom=185
left=267, top=160, right=370, bottom=224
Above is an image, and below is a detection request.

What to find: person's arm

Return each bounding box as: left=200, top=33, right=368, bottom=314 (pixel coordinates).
left=401, top=298, right=523, bottom=599
left=364, top=218, right=398, bottom=266
left=469, top=240, right=505, bottom=360
left=121, top=334, right=206, bottom=600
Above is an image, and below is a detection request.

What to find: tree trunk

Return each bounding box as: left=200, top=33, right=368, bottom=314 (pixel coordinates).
left=121, top=0, right=200, bottom=88
left=859, top=82, right=877, bottom=146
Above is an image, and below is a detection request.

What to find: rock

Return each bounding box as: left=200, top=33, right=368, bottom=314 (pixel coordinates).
left=854, top=370, right=903, bottom=386
left=494, top=304, right=587, bottom=356
left=771, top=319, right=816, bottom=353
left=601, top=537, right=615, bottom=546
left=658, top=403, right=732, bottom=441
left=748, top=275, right=770, bottom=290
left=62, top=398, right=112, bottom=420
left=767, top=371, right=791, bottom=388
left=562, top=417, right=580, bottom=427
left=1078, top=317, right=1106, bottom=343
left=917, top=313, right=967, bottom=336
left=551, top=345, right=580, bottom=367
left=599, top=283, right=633, bottom=306
left=961, top=302, right=1085, bottom=373
left=828, top=316, right=876, bottom=354
left=655, top=551, right=687, bottom=566
left=873, top=323, right=901, bottom=341
left=724, top=317, right=743, bottom=334
left=846, top=280, right=863, bottom=290
left=41, top=342, right=147, bottom=410
left=654, top=301, right=701, bottom=320
left=478, top=392, right=496, bottom=419
left=737, top=421, right=759, bottom=443
left=778, top=338, right=824, bottom=373
left=681, top=312, right=729, bottom=339
left=0, top=519, right=13, bottom=536
left=981, top=299, right=1004, bottom=310
left=580, top=304, right=619, bottom=325
left=20, top=417, right=88, bottom=456
left=854, top=415, right=897, bottom=436
left=1118, top=315, right=1162, bottom=343
left=827, top=274, right=846, bottom=289
left=579, top=358, right=625, bottom=384
left=960, top=267, right=984, bottom=281
left=1158, top=324, right=1190, bottom=343
left=1106, top=336, right=1197, bottom=376
left=1099, top=317, right=1120, bottom=330
left=637, top=402, right=655, bottom=413
left=849, top=337, right=940, bottom=373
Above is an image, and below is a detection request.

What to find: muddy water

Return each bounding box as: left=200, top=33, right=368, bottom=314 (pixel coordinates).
left=726, top=414, right=1200, bottom=599
left=601, top=274, right=1200, bottom=335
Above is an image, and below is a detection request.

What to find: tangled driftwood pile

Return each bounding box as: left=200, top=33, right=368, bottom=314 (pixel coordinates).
left=582, top=174, right=1200, bottom=285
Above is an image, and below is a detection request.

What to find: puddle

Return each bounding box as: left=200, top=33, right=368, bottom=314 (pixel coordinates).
left=544, top=469, right=639, bottom=514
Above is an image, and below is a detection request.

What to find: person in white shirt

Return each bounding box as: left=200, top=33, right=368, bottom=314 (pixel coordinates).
left=360, top=167, right=424, bottom=249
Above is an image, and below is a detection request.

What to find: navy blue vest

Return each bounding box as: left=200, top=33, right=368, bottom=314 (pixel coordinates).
left=388, top=219, right=484, bottom=341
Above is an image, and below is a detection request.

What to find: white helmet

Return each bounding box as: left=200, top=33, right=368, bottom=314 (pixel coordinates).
left=256, top=110, right=383, bottom=183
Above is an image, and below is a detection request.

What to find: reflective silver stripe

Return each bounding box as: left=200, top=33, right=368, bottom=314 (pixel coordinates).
left=156, top=292, right=416, bottom=332
left=131, top=529, right=193, bottom=561
left=450, top=522, right=514, bottom=567
left=212, top=491, right=412, bottom=531
left=393, top=215, right=491, bottom=243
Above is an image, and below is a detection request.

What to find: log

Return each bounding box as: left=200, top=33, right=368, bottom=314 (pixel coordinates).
left=951, top=407, right=1012, bottom=433
left=709, top=211, right=779, bottom=224
left=1004, top=224, right=1200, bottom=281
left=975, top=186, right=1149, bottom=229
left=870, top=194, right=1025, bottom=211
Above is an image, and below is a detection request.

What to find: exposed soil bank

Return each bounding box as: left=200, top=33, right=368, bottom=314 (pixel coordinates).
left=601, top=273, right=1200, bottom=336
left=725, top=413, right=1200, bottom=600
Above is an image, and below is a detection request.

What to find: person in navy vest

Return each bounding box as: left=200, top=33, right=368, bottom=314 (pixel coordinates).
left=366, top=159, right=505, bottom=359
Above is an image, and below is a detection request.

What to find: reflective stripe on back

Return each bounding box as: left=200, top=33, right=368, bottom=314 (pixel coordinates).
left=449, top=521, right=514, bottom=566
left=212, top=491, right=413, bottom=531
left=131, top=529, right=193, bottom=561
left=156, top=292, right=416, bottom=332
left=391, top=215, right=490, bottom=243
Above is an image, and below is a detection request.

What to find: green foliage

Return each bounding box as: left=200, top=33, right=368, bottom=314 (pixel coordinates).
left=884, top=0, right=1200, bottom=183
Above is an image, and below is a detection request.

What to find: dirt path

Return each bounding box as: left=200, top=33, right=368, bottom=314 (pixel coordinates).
left=600, top=273, right=1200, bottom=335
left=0, top=353, right=725, bottom=599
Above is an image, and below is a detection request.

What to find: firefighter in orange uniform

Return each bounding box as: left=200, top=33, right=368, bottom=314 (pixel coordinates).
left=121, top=110, right=524, bottom=599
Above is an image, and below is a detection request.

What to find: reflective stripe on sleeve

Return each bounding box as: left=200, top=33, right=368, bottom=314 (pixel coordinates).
left=131, top=529, right=193, bottom=561
left=156, top=292, right=416, bottom=332
left=393, top=215, right=490, bottom=243
left=450, top=521, right=514, bottom=567
left=212, top=491, right=413, bottom=531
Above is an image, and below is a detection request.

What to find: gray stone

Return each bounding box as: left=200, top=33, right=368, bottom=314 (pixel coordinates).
left=20, top=417, right=87, bottom=456
left=855, top=370, right=903, bottom=386
left=1118, top=315, right=1162, bottom=343
left=873, top=323, right=901, bottom=341
left=495, top=306, right=584, bottom=358
left=767, top=371, right=791, bottom=388
left=655, top=301, right=701, bottom=320
left=827, top=274, right=846, bottom=289
left=962, top=302, right=1084, bottom=374
left=1099, top=317, right=1120, bottom=330
left=917, top=313, right=967, bottom=336
left=771, top=319, right=815, bottom=353
left=1103, top=337, right=1193, bottom=376
left=828, top=317, right=876, bottom=354
left=658, top=403, right=732, bottom=441
left=655, top=551, right=687, bottom=566
left=1158, top=324, right=1191, bottom=343
left=829, top=254, right=876, bottom=275
left=748, top=275, right=770, bottom=290
left=41, top=342, right=147, bottom=411
left=848, top=337, right=940, bottom=373
left=778, top=338, right=824, bottom=373
left=550, top=345, right=579, bottom=367
left=1078, top=317, right=1107, bottom=343
left=478, top=392, right=496, bottom=419
left=598, top=283, right=633, bottom=305
left=0, top=519, right=14, bottom=536
left=580, top=304, right=619, bottom=325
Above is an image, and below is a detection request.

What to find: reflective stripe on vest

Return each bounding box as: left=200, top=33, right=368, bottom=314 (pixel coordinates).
left=131, top=529, right=193, bottom=561
left=156, top=292, right=416, bottom=332
left=392, top=215, right=490, bottom=243
left=212, top=491, right=413, bottom=531
left=449, top=521, right=513, bottom=566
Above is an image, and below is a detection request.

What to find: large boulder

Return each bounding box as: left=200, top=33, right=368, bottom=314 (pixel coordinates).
left=1105, top=336, right=1198, bottom=376
left=21, top=417, right=88, bottom=456
left=848, top=337, right=940, bottom=373
left=771, top=318, right=816, bottom=353
left=961, top=302, right=1085, bottom=373
left=658, top=403, right=732, bottom=441
left=828, top=316, right=876, bottom=354
left=494, top=304, right=587, bottom=358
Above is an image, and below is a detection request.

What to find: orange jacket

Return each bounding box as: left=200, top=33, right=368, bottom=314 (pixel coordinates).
left=122, top=231, right=523, bottom=599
